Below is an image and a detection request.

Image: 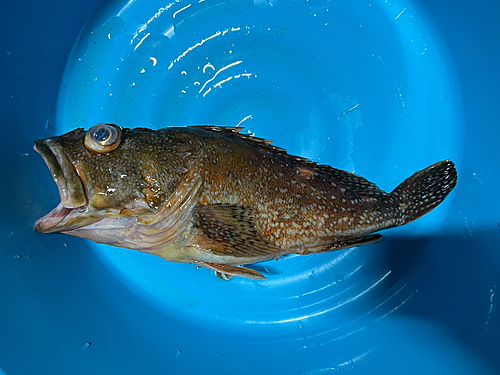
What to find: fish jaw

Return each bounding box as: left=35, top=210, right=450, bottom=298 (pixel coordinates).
left=34, top=139, right=87, bottom=208
left=34, top=203, right=106, bottom=233
left=34, top=138, right=96, bottom=233
left=34, top=202, right=75, bottom=233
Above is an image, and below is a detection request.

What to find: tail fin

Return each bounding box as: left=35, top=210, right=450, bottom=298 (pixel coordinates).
left=391, top=160, right=457, bottom=224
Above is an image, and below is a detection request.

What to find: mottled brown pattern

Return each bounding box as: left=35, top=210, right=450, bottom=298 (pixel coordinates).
left=34, top=125, right=457, bottom=279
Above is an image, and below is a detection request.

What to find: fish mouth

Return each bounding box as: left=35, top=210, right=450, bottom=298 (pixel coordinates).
left=34, top=139, right=89, bottom=233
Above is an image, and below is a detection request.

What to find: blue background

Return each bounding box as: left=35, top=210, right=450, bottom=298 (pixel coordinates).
left=1, top=0, right=499, bottom=374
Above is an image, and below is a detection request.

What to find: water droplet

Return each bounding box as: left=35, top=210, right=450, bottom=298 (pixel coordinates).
left=20, top=153, right=29, bottom=157
left=175, top=350, right=182, bottom=358
left=349, top=359, right=355, bottom=369
left=214, top=352, right=219, bottom=357
left=13, top=254, right=21, bottom=260
left=82, top=342, right=91, bottom=350
left=334, top=274, right=345, bottom=283
left=6, top=51, right=11, bottom=56
left=297, top=320, right=304, bottom=329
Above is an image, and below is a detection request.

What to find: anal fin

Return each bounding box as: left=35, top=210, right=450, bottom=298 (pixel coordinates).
left=302, top=234, right=382, bottom=255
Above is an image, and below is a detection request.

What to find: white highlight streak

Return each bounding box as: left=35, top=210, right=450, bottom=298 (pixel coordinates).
left=134, top=32, right=150, bottom=51
left=394, top=8, right=406, bottom=20
left=173, top=4, right=192, bottom=18
left=236, top=115, right=252, bottom=127
left=168, top=31, right=221, bottom=69
left=199, top=60, right=243, bottom=94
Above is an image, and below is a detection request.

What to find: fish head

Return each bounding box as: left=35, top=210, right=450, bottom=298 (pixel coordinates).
left=33, top=123, right=163, bottom=235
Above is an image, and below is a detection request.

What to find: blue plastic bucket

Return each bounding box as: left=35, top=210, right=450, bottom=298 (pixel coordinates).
left=1, top=0, right=499, bottom=374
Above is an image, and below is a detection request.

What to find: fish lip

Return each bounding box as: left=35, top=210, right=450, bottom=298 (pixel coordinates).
left=34, top=139, right=88, bottom=233
left=34, top=203, right=74, bottom=233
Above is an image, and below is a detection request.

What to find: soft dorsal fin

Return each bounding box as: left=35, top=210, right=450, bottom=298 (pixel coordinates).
left=315, top=165, right=388, bottom=198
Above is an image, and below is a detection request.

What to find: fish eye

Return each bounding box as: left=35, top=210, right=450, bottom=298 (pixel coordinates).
left=85, top=123, right=122, bottom=154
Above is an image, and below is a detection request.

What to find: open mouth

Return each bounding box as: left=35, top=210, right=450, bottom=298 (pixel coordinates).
left=33, top=139, right=88, bottom=233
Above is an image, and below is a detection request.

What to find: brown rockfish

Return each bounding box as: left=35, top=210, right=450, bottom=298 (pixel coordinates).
left=34, top=124, right=457, bottom=279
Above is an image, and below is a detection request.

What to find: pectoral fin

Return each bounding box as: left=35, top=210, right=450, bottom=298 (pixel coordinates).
left=190, top=204, right=283, bottom=258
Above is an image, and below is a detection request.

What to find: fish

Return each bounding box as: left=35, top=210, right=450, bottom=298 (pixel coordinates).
left=34, top=124, right=457, bottom=279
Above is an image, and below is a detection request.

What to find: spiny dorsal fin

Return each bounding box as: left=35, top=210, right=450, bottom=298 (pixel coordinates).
left=193, top=125, right=245, bottom=135
left=192, top=126, right=316, bottom=165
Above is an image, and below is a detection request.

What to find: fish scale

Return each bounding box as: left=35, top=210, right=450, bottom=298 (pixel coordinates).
left=34, top=124, right=457, bottom=279
left=195, top=130, right=398, bottom=249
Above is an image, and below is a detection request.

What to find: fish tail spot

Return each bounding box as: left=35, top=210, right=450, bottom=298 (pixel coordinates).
left=391, top=160, right=457, bottom=224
